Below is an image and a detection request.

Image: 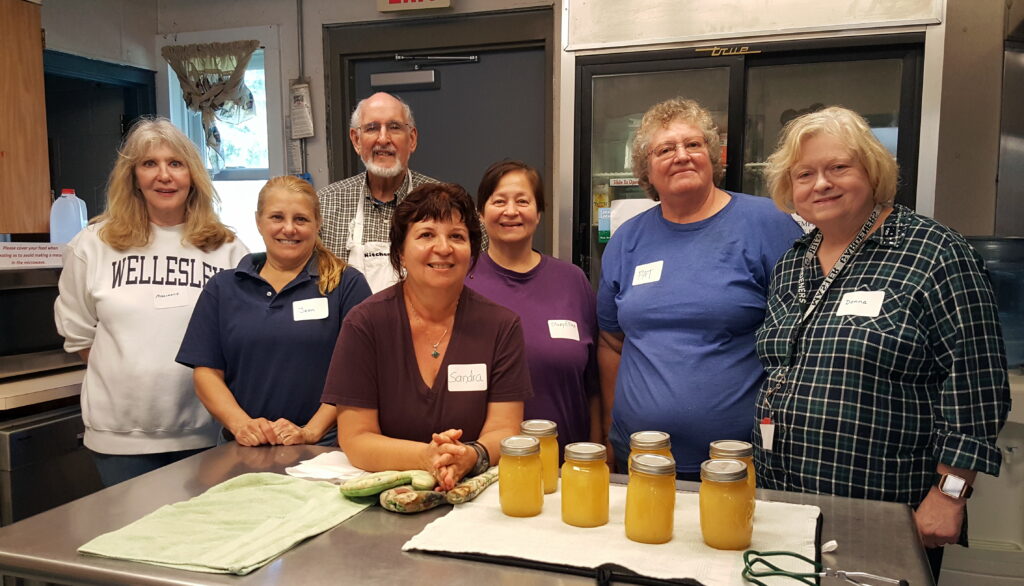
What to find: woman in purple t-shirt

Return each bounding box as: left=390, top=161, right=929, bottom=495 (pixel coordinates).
left=466, top=161, right=599, bottom=455
left=321, top=183, right=532, bottom=491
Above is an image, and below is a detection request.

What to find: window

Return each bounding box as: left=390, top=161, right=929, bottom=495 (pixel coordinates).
left=158, top=26, right=283, bottom=252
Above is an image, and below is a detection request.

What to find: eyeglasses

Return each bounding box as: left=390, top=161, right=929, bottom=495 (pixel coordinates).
left=359, top=121, right=412, bottom=137
left=650, top=138, right=708, bottom=160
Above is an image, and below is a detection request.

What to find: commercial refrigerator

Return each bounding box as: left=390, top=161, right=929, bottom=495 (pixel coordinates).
left=573, top=34, right=924, bottom=285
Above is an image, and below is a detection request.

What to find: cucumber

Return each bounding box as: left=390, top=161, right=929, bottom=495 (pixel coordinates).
left=339, top=469, right=437, bottom=497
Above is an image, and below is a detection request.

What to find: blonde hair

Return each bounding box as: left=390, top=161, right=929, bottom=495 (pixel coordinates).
left=630, top=98, right=724, bottom=201
left=96, top=117, right=236, bottom=252
left=257, top=175, right=346, bottom=295
left=765, top=106, right=899, bottom=213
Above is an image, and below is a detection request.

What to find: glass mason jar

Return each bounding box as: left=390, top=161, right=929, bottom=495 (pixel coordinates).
left=699, top=459, right=754, bottom=550
left=499, top=435, right=543, bottom=517
left=561, top=442, right=609, bottom=528
left=709, top=439, right=756, bottom=491
left=629, top=430, right=673, bottom=460
left=625, top=453, right=676, bottom=544
left=520, top=419, right=559, bottom=494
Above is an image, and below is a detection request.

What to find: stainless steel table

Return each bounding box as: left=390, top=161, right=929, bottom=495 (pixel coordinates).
left=0, top=443, right=933, bottom=585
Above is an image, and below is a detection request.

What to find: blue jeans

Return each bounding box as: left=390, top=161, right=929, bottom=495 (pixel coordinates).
left=92, top=447, right=209, bottom=487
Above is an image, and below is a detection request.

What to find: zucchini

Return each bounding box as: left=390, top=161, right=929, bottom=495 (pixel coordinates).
left=339, top=469, right=437, bottom=497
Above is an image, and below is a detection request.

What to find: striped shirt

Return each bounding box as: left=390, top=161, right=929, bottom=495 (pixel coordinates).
left=317, top=170, right=436, bottom=261
left=754, top=204, right=1010, bottom=506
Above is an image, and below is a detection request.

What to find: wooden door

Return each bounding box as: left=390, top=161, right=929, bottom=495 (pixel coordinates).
left=0, top=0, right=50, bottom=234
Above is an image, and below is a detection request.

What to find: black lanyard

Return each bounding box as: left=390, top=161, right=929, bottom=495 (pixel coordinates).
left=762, top=204, right=883, bottom=412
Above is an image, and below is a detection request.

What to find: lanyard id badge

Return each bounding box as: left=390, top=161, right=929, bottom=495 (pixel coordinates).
left=761, top=205, right=884, bottom=439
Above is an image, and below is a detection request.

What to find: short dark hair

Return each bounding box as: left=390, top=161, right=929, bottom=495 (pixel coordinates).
left=389, top=182, right=483, bottom=276
left=475, top=160, right=545, bottom=213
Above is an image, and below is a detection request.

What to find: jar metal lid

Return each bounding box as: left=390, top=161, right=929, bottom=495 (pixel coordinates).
left=500, top=435, right=540, bottom=456
left=520, top=419, right=558, bottom=437
left=564, top=442, right=606, bottom=462
left=709, top=440, right=753, bottom=459
left=629, top=453, right=675, bottom=475
left=700, top=458, right=748, bottom=482
left=629, top=430, right=671, bottom=450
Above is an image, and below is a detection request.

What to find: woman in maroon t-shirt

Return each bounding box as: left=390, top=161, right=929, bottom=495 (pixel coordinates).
left=321, top=183, right=532, bottom=491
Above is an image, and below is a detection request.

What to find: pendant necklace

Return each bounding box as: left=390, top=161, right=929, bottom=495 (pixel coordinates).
left=430, top=327, right=449, bottom=359
left=408, top=300, right=452, bottom=359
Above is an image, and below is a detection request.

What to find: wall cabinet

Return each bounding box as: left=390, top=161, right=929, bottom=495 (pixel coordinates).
left=0, top=0, right=50, bottom=234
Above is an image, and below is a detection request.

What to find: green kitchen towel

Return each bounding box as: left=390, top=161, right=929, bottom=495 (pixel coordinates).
left=79, top=472, right=369, bottom=575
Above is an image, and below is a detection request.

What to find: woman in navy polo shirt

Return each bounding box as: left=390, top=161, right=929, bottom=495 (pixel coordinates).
left=177, top=175, right=371, bottom=446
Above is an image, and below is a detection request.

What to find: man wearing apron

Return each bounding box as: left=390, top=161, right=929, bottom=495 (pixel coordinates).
left=318, top=92, right=437, bottom=292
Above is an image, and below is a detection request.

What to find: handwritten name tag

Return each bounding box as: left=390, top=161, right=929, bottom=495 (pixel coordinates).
left=836, top=291, right=885, bottom=317
left=632, top=260, right=664, bottom=286
left=448, top=363, right=487, bottom=392
left=293, top=297, right=329, bottom=321
left=154, top=291, right=188, bottom=309
left=548, top=319, right=580, bottom=341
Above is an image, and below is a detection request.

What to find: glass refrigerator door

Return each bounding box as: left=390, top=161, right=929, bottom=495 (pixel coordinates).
left=742, top=58, right=904, bottom=197
left=588, top=67, right=731, bottom=287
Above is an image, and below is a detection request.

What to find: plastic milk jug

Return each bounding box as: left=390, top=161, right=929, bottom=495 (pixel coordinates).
left=50, top=189, right=88, bottom=243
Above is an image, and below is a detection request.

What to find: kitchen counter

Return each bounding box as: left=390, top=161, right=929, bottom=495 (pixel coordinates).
left=0, top=443, right=933, bottom=586
left=0, top=368, right=82, bottom=411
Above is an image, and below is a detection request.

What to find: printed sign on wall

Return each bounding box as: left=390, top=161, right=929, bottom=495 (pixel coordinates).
left=377, top=0, right=451, bottom=12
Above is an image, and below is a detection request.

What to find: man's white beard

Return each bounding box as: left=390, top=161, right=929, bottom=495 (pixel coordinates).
left=363, top=157, right=405, bottom=179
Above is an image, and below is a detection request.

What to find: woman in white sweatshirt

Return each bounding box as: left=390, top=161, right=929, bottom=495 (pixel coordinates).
left=55, top=118, right=248, bottom=487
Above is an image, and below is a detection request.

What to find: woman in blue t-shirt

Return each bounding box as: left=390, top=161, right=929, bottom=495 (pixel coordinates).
left=597, top=98, right=803, bottom=479
left=177, top=176, right=371, bottom=446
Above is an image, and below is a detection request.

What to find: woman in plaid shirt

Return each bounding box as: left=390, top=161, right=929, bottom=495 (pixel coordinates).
left=756, top=106, right=1010, bottom=580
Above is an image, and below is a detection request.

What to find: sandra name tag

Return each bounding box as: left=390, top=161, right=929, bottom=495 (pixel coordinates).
left=448, top=363, right=487, bottom=392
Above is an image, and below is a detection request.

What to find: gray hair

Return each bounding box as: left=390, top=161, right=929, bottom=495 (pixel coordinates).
left=349, top=93, right=416, bottom=131
left=630, top=98, right=723, bottom=201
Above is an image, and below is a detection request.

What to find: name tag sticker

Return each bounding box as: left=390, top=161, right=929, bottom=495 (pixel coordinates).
left=632, top=260, right=664, bottom=286
left=293, top=297, right=329, bottom=321
left=836, top=290, right=885, bottom=317
left=548, top=319, right=580, bottom=341
left=448, top=363, right=487, bottom=392
left=154, top=291, right=188, bottom=309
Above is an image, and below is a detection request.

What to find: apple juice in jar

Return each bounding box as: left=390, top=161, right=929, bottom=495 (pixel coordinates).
left=699, top=459, right=754, bottom=550
left=624, top=453, right=676, bottom=544
left=499, top=435, right=543, bottom=517
left=520, top=419, right=558, bottom=494
left=561, top=442, right=609, bottom=527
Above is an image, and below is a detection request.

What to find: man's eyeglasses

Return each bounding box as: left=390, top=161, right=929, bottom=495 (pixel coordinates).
left=359, top=121, right=412, bottom=137
left=650, top=138, right=708, bottom=161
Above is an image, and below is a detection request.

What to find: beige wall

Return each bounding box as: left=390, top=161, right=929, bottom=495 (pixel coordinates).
left=932, top=0, right=1004, bottom=235
left=41, top=0, right=158, bottom=70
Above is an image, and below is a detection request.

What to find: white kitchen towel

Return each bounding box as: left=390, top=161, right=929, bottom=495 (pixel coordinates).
left=403, top=485, right=819, bottom=586
left=284, top=450, right=367, bottom=481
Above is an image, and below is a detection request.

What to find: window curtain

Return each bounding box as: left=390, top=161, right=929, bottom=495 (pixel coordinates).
left=161, top=40, right=260, bottom=173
